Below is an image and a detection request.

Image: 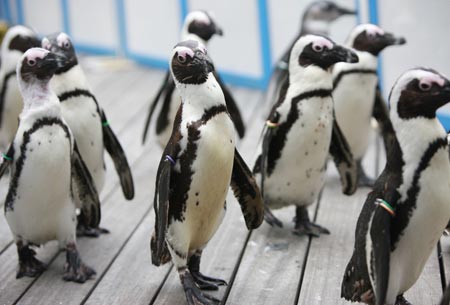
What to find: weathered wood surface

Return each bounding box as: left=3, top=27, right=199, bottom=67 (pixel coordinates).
left=0, top=58, right=447, bottom=305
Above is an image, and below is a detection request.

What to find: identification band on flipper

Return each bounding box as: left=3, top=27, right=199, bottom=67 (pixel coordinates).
left=102, top=121, right=110, bottom=127
left=165, top=155, right=176, bottom=166
left=2, top=153, right=11, bottom=161
left=375, top=198, right=395, bottom=216
left=266, top=120, right=279, bottom=128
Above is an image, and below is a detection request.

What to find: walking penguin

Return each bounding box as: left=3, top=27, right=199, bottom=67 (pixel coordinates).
left=142, top=10, right=245, bottom=147
left=41, top=32, right=135, bottom=236
left=253, top=35, right=358, bottom=236
left=341, top=68, right=450, bottom=305
left=333, top=24, right=406, bottom=186
left=150, top=40, right=264, bottom=305
left=0, top=25, right=40, bottom=149
left=4, top=47, right=99, bottom=282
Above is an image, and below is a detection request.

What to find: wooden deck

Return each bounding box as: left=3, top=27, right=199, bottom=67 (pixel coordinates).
left=0, top=57, right=448, bottom=305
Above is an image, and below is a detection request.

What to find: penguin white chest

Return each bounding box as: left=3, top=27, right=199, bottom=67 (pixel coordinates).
left=334, top=73, right=378, bottom=159
left=185, top=113, right=235, bottom=250
left=265, top=97, right=333, bottom=208
left=388, top=148, right=450, bottom=300
left=5, top=125, right=76, bottom=245
left=61, top=97, right=105, bottom=192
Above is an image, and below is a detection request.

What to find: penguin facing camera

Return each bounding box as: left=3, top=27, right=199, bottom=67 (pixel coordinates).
left=42, top=32, right=135, bottom=237
left=142, top=10, right=245, bottom=147
left=264, top=1, right=356, bottom=117
left=0, top=25, right=40, bottom=150
left=333, top=23, right=406, bottom=187
left=150, top=40, right=264, bottom=305
left=253, top=34, right=358, bottom=237
left=341, top=68, right=450, bottom=305
left=4, top=48, right=99, bottom=282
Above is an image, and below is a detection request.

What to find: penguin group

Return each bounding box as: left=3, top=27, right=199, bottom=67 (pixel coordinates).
left=0, top=1, right=450, bottom=305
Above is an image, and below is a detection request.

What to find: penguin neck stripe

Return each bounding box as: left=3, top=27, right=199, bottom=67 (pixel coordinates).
left=58, top=89, right=98, bottom=104
left=333, top=69, right=377, bottom=89
left=0, top=71, right=17, bottom=127
left=266, top=88, right=332, bottom=175
left=375, top=198, right=395, bottom=216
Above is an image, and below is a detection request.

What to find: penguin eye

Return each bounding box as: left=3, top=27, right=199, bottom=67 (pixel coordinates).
left=63, top=41, right=70, bottom=49
left=313, top=45, right=323, bottom=52
left=177, top=55, right=187, bottom=63
left=27, top=59, right=36, bottom=66
left=419, top=82, right=431, bottom=92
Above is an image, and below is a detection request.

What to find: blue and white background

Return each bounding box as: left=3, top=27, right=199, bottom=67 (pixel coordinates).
left=1, top=0, right=450, bottom=127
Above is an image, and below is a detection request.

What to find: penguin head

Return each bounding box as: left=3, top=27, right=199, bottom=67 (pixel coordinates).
left=290, top=35, right=358, bottom=71
left=347, top=24, right=406, bottom=56
left=389, top=68, right=450, bottom=120
left=17, top=48, right=65, bottom=87
left=41, top=32, right=78, bottom=74
left=182, top=11, right=223, bottom=43
left=1, top=25, right=40, bottom=67
left=303, top=1, right=356, bottom=22
left=170, top=40, right=214, bottom=85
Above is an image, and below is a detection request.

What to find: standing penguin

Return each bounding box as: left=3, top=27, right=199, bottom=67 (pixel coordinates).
left=4, top=48, right=99, bottom=282
left=41, top=32, right=134, bottom=236
left=142, top=10, right=245, bottom=147
left=254, top=35, right=358, bottom=236
left=0, top=25, right=40, bottom=149
left=150, top=40, right=264, bottom=305
left=333, top=24, right=406, bottom=187
left=341, top=68, right=450, bottom=305
left=265, top=1, right=355, bottom=115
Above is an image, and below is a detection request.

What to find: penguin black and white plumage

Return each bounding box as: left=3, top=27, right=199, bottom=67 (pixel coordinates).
left=150, top=40, right=264, bottom=305
left=333, top=24, right=406, bottom=187
left=0, top=25, right=40, bottom=149
left=41, top=32, right=134, bottom=236
left=4, top=48, right=99, bottom=282
left=253, top=35, right=358, bottom=236
left=141, top=10, right=245, bottom=147
left=341, top=68, right=450, bottom=305
left=264, top=1, right=355, bottom=116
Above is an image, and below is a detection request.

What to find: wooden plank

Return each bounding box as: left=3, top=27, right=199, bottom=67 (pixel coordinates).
left=11, top=150, right=154, bottom=305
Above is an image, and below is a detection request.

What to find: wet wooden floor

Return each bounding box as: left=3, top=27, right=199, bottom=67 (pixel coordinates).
left=0, top=57, right=448, bottom=305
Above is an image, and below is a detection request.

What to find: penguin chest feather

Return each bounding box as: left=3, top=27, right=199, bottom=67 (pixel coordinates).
left=334, top=73, right=378, bottom=159
left=5, top=124, right=75, bottom=245
left=183, top=113, right=235, bottom=251
left=388, top=148, right=450, bottom=299
left=61, top=97, right=105, bottom=192
left=266, top=97, right=333, bottom=207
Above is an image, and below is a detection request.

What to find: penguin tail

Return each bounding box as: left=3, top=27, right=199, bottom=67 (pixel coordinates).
left=150, top=232, right=171, bottom=266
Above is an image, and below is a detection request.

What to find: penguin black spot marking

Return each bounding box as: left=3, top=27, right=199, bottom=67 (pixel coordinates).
left=195, top=192, right=199, bottom=196
left=287, top=182, right=291, bottom=186
left=38, top=142, right=41, bottom=145
left=196, top=201, right=199, bottom=206
left=305, top=151, right=309, bottom=156
left=90, top=141, right=94, bottom=147
left=5, top=118, right=70, bottom=211
left=314, top=140, right=317, bottom=145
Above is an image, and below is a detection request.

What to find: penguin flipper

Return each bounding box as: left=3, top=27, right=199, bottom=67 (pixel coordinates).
left=151, top=155, right=172, bottom=266
left=372, top=85, right=396, bottom=155
left=71, top=142, right=101, bottom=228
left=155, top=77, right=176, bottom=135
left=214, top=72, right=245, bottom=138
left=101, top=110, right=135, bottom=200
left=329, top=118, right=358, bottom=195
left=142, top=71, right=170, bottom=144
left=0, top=144, right=13, bottom=179
left=230, top=149, right=264, bottom=230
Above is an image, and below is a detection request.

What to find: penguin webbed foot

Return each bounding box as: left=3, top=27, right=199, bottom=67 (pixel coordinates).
left=191, top=271, right=227, bottom=291
left=292, top=206, right=330, bottom=237
left=63, top=242, right=96, bottom=283
left=180, top=268, right=220, bottom=305
left=396, top=295, right=413, bottom=305
left=264, top=205, right=283, bottom=228
left=16, top=245, right=47, bottom=278
left=76, top=223, right=110, bottom=238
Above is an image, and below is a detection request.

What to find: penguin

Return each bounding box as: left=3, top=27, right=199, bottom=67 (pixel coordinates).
left=0, top=25, right=40, bottom=149
left=341, top=68, right=450, bottom=305
left=333, top=24, right=406, bottom=187
left=41, top=32, right=134, bottom=236
left=141, top=10, right=245, bottom=147
left=150, top=40, right=264, bottom=305
left=441, top=283, right=450, bottom=305
left=253, top=34, right=358, bottom=236
left=264, top=1, right=355, bottom=116
left=4, top=47, right=99, bottom=282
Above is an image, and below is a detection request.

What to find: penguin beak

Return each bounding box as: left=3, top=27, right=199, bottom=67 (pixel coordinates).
left=440, top=80, right=450, bottom=102
left=214, top=25, right=223, bottom=36
left=35, top=52, right=61, bottom=78
left=337, top=7, right=357, bottom=16
left=380, top=32, right=406, bottom=47
left=194, top=51, right=215, bottom=73
left=326, top=45, right=359, bottom=65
